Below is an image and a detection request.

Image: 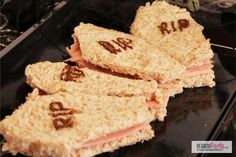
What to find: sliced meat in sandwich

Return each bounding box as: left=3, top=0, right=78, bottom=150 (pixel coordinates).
left=25, top=61, right=157, bottom=97
left=25, top=61, right=169, bottom=121
left=65, top=23, right=186, bottom=117
left=70, top=23, right=186, bottom=84
left=0, top=89, right=154, bottom=157
left=130, top=0, right=215, bottom=88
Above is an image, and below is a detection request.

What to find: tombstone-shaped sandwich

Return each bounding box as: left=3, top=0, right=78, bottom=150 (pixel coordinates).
left=70, top=23, right=186, bottom=84
left=25, top=61, right=169, bottom=121
left=131, top=1, right=215, bottom=88
left=0, top=90, right=154, bottom=157
left=66, top=23, right=185, bottom=109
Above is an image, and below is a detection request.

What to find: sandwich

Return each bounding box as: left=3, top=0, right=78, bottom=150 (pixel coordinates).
left=130, top=0, right=215, bottom=88
left=25, top=61, right=170, bottom=121
left=65, top=23, right=186, bottom=108
left=64, top=23, right=188, bottom=120
left=68, top=23, right=186, bottom=84
left=0, top=89, right=154, bottom=157
left=25, top=61, right=157, bottom=97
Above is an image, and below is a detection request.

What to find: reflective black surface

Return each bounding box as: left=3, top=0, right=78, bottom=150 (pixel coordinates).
left=0, top=1, right=236, bottom=157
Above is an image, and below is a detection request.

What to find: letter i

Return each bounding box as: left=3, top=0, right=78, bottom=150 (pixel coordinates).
left=171, top=21, right=177, bottom=32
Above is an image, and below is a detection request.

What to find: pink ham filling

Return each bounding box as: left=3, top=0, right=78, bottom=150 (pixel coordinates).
left=80, top=98, right=167, bottom=149
left=158, top=82, right=178, bottom=88
left=67, top=40, right=169, bottom=148
left=67, top=40, right=169, bottom=108
left=146, top=96, right=169, bottom=108
left=67, top=37, right=213, bottom=90
left=66, top=40, right=179, bottom=89
left=66, top=37, right=101, bottom=71
left=66, top=38, right=139, bottom=79
left=80, top=122, right=148, bottom=148
left=185, top=62, right=213, bottom=77
left=158, top=63, right=213, bottom=88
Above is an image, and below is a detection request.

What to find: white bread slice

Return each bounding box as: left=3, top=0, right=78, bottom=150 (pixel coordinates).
left=78, top=124, right=153, bottom=157
left=130, top=1, right=214, bottom=67
left=25, top=61, right=157, bottom=98
left=74, top=23, right=186, bottom=83
left=0, top=90, right=154, bottom=157
left=182, top=70, right=215, bottom=88
left=25, top=61, right=177, bottom=121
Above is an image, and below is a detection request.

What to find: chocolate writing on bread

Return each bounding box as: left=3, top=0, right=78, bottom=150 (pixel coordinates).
left=157, top=19, right=189, bottom=35
left=49, top=102, right=74, bottom=130
left=98, top=41, right=121, bottom=54
left=38, top=88, right=48, bottom=95
left=98, top=37, right=133, bottom=54
left=61, top=65, right=85, bottom=82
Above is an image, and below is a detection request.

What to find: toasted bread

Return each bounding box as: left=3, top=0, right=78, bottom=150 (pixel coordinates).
left=73, top=23, right=186, bottom=83
left=25, top=61, right=174, bottom=121
left=130, top=1, right=213, bottom=67
left=25, top=61, right=158, bottom=98
left=0, top=90, right=154, bottom=157
left=182, top=70, right=215, bottom=88
left=130, top=1, right=215, bottom=88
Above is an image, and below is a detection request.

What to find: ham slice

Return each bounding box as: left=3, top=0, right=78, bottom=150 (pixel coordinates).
left=66, top=38, right=140, bottom=79
left=80, top=99, right=164, bottom=149
left=146, top=100, right=159, bottom=108
left=186, top=62, right=213, bottom=77
left=158, top=82, right=178, bottom=89
left=66, top=37, right=182, bottom=92
left=66, top=37, right=102, bottom=71
left=80, top=123, right=148, bottom=148
left=146, top=96, right=169, bottom=108
left=65, top=36, right=175, bottom=150
left=158, top=63, right=213, bottom=88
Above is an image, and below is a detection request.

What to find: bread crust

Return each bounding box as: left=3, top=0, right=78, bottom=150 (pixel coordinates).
left=0, top=91, right=154, bottom=157
left=78, top=124, right=154, bottom=157
left=25, top=61, right=158, bottom=97
left=74, top=23, right=186, bottom=83
left=2, top=124, right=154, bottom=157
left=182, top=70, right=215, bottom=88
left=130, top=1, right=215, bottom=88
left=130, top=1, right=213, bottom=67
left=25, top=61, right=183, bottom=121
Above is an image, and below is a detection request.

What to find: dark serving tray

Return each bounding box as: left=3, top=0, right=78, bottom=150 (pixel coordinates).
left=1, top=1, right=236, bottom=157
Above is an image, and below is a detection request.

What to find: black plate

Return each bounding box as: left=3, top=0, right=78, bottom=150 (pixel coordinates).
left=1, top=1, right=236, bottom=157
